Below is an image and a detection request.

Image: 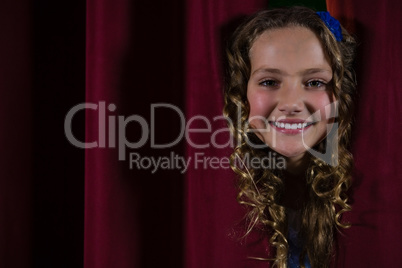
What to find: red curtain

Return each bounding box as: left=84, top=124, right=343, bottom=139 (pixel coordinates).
left=327, top=0, right=402, bottom=266
left=184, top=1, right=272, bottom=267
left=1, top=0, right=401, bottom=267
left=84, top=0, right=185, bottom=267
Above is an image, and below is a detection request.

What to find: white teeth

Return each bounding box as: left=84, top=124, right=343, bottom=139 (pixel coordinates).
left=273, top=122, right=312, bottom=130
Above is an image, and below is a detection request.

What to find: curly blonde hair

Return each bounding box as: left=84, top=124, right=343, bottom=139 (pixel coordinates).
left=223, top=6, right=357, bottom=268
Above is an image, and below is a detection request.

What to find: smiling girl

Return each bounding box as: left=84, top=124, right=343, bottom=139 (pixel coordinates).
left=224, top=6, right=356, bottom=268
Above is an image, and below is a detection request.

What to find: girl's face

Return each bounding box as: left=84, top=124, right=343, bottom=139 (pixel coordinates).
left=247, top=27, right=335, bottom=164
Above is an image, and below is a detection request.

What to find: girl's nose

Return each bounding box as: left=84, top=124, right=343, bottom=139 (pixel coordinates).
left=277, top=84, right=304, bottom=115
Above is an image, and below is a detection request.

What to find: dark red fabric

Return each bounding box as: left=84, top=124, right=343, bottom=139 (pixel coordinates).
left=1, top=0, right=401, bottom=267
left=84, top=0, right=139, bottom=267
left=184, top=1, right=271, bottom=267
left=84, top=0, right=185, bottom=267
left=0, top=1, right=32, bottom=267
left=327, top=0, right=402, bottom=266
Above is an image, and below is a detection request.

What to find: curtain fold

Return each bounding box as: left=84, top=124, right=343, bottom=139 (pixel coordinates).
left=84, top=0, right=140, bottom=267
left=85, top=0, right=185, bottom=267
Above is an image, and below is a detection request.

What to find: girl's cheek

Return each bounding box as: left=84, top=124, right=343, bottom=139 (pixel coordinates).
left=307, top=92, right=334, bottom=118
left=248, top=91, right=276, bottom=119
left=316, top=91, right=333, bottom=105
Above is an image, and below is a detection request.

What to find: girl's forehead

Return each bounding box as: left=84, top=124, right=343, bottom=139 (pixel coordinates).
left=249, top=27, right=332, bottom=74
left=250, top=27, right=320, bottom=54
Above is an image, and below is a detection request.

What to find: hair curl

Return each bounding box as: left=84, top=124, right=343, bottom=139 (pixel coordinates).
left=223, top=6, right=357, bottom=268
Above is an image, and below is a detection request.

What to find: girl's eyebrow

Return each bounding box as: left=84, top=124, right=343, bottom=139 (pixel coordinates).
left=301, top=68, right=332, bottom=75
left=251, top=68, right=284, bottom=76
left=251, top=67, right=332, bottom=76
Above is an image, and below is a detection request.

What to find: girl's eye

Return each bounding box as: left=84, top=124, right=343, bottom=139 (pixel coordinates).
left=306, top=80, right=326, bottom=88
left=259, top=80, right=278, bottom=87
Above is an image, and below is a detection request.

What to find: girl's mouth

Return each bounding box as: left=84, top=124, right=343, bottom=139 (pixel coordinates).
left=269, top=120, right=314, bottom=134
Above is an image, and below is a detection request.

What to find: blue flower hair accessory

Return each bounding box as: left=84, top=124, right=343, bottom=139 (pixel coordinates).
left=316, top=11, right=343, bottom=41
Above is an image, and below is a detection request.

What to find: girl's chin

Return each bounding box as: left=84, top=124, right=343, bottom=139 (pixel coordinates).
left=252, top=134, right=314, bottom=161
left=266, top=143, right=308, bottom=159
left=274, top=150, right=307, bottom=161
